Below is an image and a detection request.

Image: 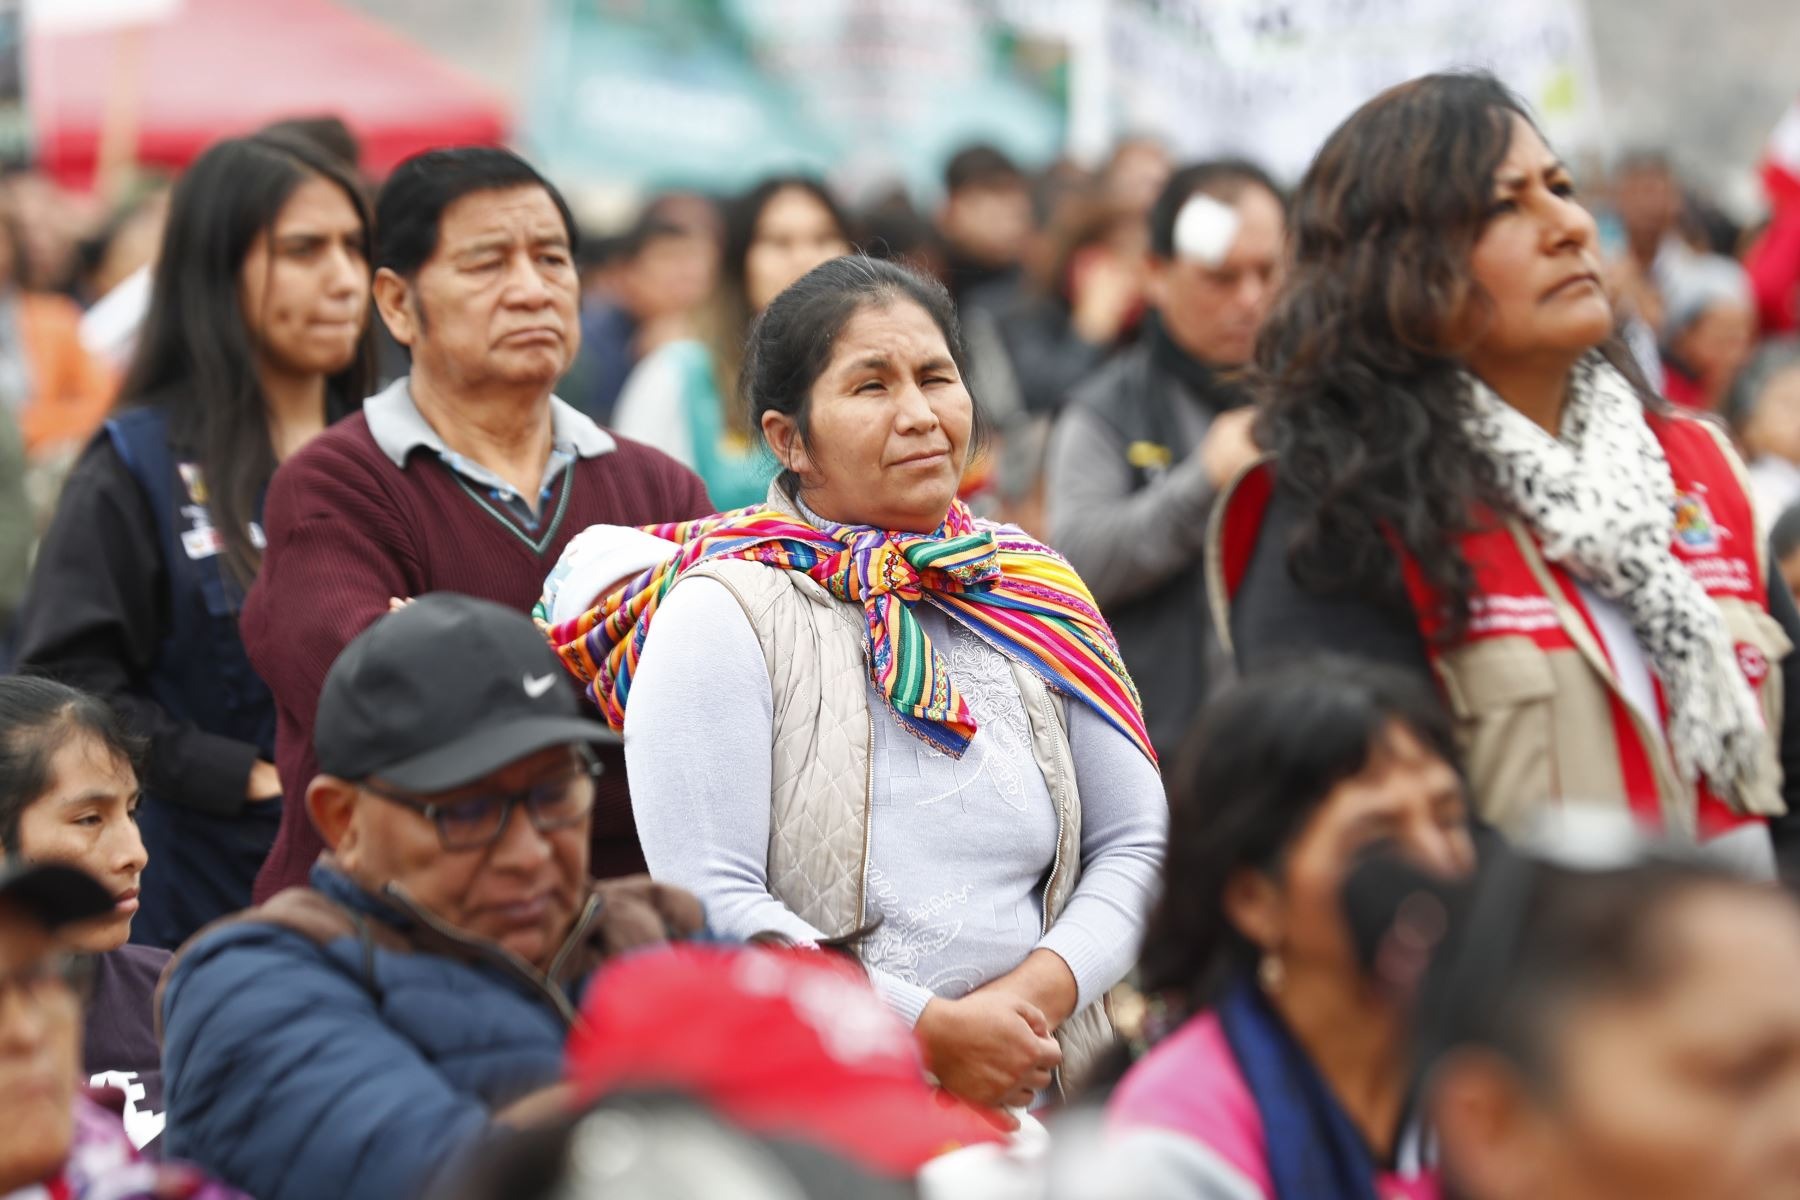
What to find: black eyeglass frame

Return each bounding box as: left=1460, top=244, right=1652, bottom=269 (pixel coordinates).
left=359, top=745, right=602, bottom=851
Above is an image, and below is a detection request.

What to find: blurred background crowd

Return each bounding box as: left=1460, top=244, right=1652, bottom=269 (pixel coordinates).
left=4, top=0, right=1800, bottom=642
left=1, top=2, right=1800, bottom=1198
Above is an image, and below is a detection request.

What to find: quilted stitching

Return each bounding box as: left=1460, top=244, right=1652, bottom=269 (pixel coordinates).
left=684, top=560, right=1112, bottom=1068
left=688, top=561, right=869, bottom=935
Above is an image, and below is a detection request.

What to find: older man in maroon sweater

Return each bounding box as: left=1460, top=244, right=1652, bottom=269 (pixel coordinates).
left=242, top=149, right=713, bottom=902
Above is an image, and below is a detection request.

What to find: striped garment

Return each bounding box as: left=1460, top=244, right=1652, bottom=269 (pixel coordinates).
left=538, top=501, right=1156, bottom=764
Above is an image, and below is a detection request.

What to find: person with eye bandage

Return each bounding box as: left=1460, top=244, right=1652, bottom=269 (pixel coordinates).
left=1043, top=159, right=1286, bottom=758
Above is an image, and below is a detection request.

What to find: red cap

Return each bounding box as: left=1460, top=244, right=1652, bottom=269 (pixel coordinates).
left=567, top=945, right=1005, bottom=1176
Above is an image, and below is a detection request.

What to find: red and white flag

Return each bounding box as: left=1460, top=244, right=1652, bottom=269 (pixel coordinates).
left=1749, top=98, right=1800, bottom=333
left=1765, top=96, right=1800, bottom=210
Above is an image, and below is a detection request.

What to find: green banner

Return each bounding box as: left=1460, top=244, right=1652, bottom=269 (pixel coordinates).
left=522, top=0, right=1066, bottom=198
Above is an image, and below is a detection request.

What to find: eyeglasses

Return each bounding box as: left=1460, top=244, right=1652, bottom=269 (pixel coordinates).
left=0, top=951, right=95, bottom=1009
left=361, top=749, right=601, bottom=851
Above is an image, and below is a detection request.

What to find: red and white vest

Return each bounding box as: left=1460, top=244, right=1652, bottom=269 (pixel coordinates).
left=1211, top=412, right=1790, bottom=840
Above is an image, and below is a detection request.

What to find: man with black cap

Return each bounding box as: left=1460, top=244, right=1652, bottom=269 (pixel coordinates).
left=157, top=594, right=703, bottom=1200
left=0, top=861, right=243, bottom=1197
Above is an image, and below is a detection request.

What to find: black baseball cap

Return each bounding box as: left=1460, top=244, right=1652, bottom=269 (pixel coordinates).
left=314, top=593, right=616, bottom=794
left=0, top=862, right=116, bottom=931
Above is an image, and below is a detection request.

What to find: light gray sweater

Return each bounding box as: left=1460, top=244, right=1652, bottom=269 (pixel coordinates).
left=624, top=574, right=1168, bottom=1027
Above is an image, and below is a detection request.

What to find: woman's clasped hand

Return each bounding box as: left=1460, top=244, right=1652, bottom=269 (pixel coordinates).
left=917, top=989, right=1062, bottom=1116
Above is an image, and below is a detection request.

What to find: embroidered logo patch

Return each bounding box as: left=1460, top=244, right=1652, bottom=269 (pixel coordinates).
left=1738, top=643, right=1771, bottom=688
left=1125, top=441, right=1172, bottom=471
left=1673, top=489, right=1721, bottom=553
left=180, top=526, right=223, bottom=560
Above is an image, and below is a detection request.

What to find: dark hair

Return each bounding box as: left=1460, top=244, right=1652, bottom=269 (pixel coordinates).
left=1147, top=158, right=1283, bottom=259
left=1256, top=71, right=1656, bottom=634
left=858, top=188, right=944, bottom=272
left=1021, top=186, right=1140, bottom=306
left=73, top=183, right=168, bottom=296
left=622, top=214, right=694, bottom=260
left=256, top=114, right=361, bottom=170
left=742, top=254, right=989, bottom=498
left=375, top=147, right=578, bottom=280
left=1135, top=657, right=1462, bottom=1014
left=719, top=176, right=851, bottom=309
left=943, top=143, right=1025, bottom=195
left=0, top=676, right=143, bottom=853
left=0, top=201, right=29, bottom=290
left=121, top=133, right=377, bottom=586
left=1684, top=191, right=1744, bottom=259
left=704, top=176, right=852, bottom=437
left=1725, top=336, right=1800, bottom=435
left=587, top=194, right=718, bottom=273
left=1422, top=857, right=1765, bottom=1091
left=1774, top=504, right=1800, bottom=565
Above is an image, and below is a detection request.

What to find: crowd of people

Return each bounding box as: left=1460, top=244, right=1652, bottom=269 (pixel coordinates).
left=2, top=66, right=1800, bottom=1199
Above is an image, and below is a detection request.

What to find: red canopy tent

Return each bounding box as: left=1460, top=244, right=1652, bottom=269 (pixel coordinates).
left=28, top=0, right=509, bottom=190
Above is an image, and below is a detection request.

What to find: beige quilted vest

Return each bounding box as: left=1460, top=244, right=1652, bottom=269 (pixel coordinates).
left=676, top=492, right=1114, bottom=1086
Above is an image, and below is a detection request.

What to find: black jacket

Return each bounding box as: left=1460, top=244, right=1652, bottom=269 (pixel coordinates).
left=1046, top=332, right=1245, bottom=757
left=15, top=419, right=266, bottom=813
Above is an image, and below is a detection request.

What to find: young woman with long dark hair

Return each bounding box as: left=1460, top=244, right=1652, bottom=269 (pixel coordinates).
left=14, top=133, right=375, bottom=948
left=1212, top=72, right=1800, bottom=874
left=611, top=176, right=851, bottom=510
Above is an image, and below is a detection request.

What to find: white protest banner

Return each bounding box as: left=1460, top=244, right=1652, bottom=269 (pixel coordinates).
left=1108, top=0, right=1605, bottom=180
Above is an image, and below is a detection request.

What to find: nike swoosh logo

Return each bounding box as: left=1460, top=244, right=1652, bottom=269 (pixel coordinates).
left=523, top=673, right=557, bottom=699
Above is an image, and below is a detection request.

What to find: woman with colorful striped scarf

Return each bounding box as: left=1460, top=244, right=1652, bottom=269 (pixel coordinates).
left=542, top=256, right=1167, bottom=1124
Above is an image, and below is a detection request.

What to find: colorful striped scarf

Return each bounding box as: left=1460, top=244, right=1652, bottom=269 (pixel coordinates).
left=538, top=500, right=1156, bottom=764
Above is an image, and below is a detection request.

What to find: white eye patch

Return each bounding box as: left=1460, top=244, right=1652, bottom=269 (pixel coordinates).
left=1172, top=194, right=1241, bottom=269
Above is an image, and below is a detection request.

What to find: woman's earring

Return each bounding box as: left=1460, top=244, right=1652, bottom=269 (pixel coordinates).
left=1258, top=952, right=1285, bottom=995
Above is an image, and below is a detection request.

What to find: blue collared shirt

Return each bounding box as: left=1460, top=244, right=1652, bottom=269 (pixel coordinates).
left=363, top=376, right=614, bottom=532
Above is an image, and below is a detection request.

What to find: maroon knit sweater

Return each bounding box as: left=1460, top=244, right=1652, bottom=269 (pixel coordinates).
left=241, top=412, right=714, bottom=902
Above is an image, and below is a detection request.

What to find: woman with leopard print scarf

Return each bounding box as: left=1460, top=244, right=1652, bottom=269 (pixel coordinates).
left=1215, top=72, right=1800, bottom=878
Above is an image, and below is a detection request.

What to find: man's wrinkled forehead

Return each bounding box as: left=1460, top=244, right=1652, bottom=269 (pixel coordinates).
left=432, top=185, right=573, bottom=263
